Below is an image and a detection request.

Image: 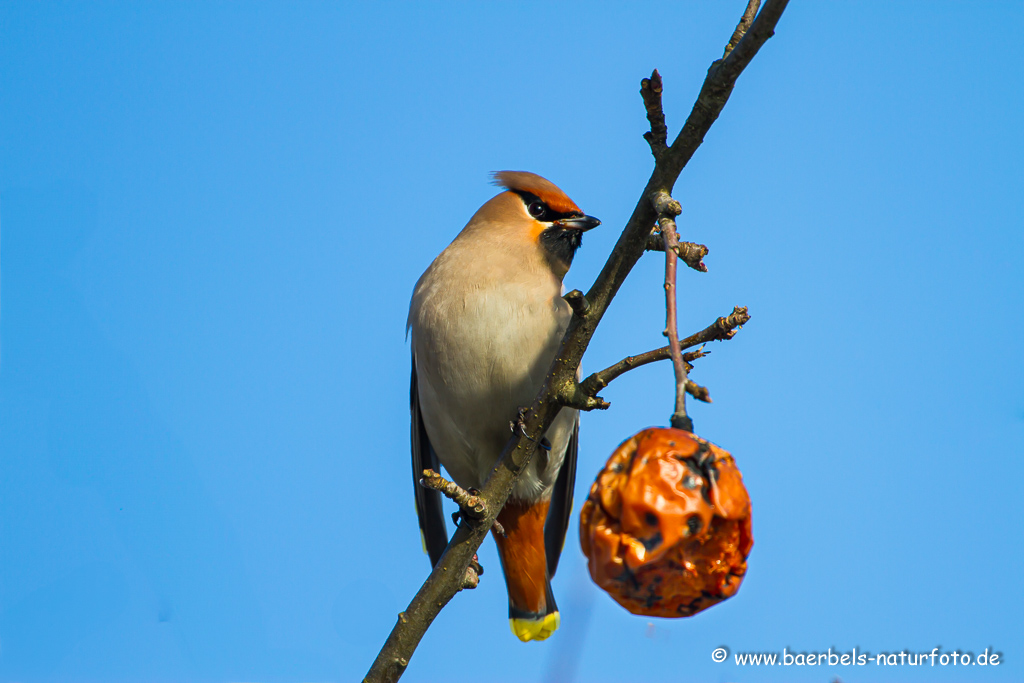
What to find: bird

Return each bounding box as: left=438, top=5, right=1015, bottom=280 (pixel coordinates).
left=408, top=171, right=600, bottom=642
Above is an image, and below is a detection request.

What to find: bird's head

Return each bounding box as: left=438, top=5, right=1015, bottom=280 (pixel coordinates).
left=481, top=171, right=600, bottom=278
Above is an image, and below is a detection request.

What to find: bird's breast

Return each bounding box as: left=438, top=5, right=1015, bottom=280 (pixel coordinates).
left=414, top=278, right=569, bottom=402
left=409, top=243, right=574, bottom=493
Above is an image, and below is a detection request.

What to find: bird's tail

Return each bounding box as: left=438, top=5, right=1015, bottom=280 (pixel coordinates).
left=493, top=498, right=560, bottom=642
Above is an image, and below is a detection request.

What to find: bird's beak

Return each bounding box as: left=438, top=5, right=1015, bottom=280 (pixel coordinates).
left=552, top=215, right=601, bottom=232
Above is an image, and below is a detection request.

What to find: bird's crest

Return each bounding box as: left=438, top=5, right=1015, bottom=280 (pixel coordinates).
left=492, top=171, right=581, bottom=215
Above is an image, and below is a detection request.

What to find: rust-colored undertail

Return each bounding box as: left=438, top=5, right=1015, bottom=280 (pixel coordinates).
left=493, top=498, right=560, bottom=642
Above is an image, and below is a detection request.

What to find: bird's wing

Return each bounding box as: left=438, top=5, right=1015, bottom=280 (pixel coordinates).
left=411, top=355, right=449, bottom=567
left=544, top=414, right=578, bottom=578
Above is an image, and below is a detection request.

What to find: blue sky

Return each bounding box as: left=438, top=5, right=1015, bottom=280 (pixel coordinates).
left=1, top=2, right=1022, bottom=682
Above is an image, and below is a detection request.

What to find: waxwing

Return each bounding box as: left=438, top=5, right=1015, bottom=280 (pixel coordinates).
left=408, top=171, right=600, bottom=642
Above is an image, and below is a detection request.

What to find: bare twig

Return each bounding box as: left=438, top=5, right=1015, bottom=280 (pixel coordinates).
left=655, top=191, right=693, bottom=432
left=685, top=348, right=709, bottom=365
left=725, top=0, right=762, bottom=57
left=687, top=379, right=712, bottom=403
left=364, top=1, right=786, bottom=679
left=677, top=241, right=710, bottom=272
left=640, top=69, right=668, bottom=157
left=578, top=347, right=708, bottom=398
left=655, top=0, right=790, bottom=191
left=699, top=305, right=751, bottom=341
left=646, top=233, right=709, bottom=272
left=579, top=306, right=750, bottom=397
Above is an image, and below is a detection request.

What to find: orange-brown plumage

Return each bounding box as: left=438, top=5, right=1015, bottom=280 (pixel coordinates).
left=492, top=171, right=582, bottom=215
left=493, top=500, right=552, bottom=615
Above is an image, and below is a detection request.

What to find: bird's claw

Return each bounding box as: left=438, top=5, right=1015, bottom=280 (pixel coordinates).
left=453, top=508, right=506, bottom=537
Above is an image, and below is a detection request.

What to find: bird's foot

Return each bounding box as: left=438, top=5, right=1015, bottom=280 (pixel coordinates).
left=511, top=409, right=555, bottom=451
left=420, top=470, right=504, bottom=536
left=452, top=507, right=505, bottom=537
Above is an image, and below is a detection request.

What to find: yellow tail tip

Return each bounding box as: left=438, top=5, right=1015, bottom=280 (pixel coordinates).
left=510, top=612, right=560, bottom=642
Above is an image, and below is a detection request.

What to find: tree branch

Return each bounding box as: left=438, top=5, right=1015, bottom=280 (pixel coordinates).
left=651, top=0, right=789, bottom=192
left=655, top=191, right=693, bottom=432
left=579, top=306, right=750, bottom=397
left=364, top=1, right=786, bottom=679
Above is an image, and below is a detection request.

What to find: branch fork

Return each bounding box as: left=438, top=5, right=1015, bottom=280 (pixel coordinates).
left=578, top=309, right=748, bottom=401
left=646, top=190, right=709, bottom=273
left=555, top=378, right=611, bottom=412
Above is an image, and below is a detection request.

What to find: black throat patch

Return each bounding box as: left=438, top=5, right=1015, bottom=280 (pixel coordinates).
left=539, top=225, right=584, bottom=267
left=512, top=190, right=585, bottom=268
